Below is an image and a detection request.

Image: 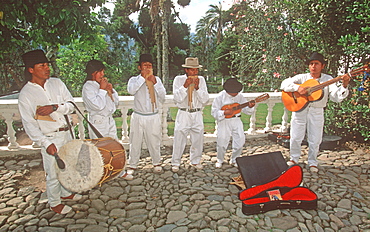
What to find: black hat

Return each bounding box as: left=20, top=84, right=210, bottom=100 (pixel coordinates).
left=223, top=78, right=243, bottom=93
left=85, top=59, right=105, bottom=74
left=21, top=49, right=51, bottom=67
left=138, top=54, right=153, bottom=64
left=306, top=52, right=327, bottom=65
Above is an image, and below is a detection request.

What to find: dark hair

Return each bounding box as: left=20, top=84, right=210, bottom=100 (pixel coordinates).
left=84, top=60, right=105, bottom=82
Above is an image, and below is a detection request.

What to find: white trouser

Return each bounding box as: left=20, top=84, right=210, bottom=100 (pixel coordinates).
left=171, top=110, right=204, bottom=166
left=89, top=115, right=118, bottom=139
left=41, top=131, right=72, bottom=207
left=290, top=106, right=324, bottom=167
left=216, top=117, right=245, bottom=163
left=128, top=112, right=162, bottom=168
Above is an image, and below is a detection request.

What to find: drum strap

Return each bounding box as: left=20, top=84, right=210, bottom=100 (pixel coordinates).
left=67, top=101, right=104, bottom=138
left=64, top=115, right=75, bottom=139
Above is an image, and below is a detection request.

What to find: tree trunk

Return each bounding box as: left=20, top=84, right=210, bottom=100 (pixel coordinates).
left=160, top=0, right=170, bottom=87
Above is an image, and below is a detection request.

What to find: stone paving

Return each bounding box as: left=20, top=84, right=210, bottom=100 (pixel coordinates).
left=0, top=136, right=369, bottom=232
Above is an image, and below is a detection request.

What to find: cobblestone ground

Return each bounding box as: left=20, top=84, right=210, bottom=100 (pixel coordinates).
left=0, top=136, right=369, bottom=232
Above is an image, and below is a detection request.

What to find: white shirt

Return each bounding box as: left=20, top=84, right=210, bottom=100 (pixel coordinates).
left=18, top=77, right=75, bottom=148
left=280, top=73, right=349, bottom=108
left=82, top=80, right=119, bottom=117
left=211, top=90, right=255, bottom=121
left=173, top=74, right=209, bottom=109
left=127, top=74, right=166, bottom=114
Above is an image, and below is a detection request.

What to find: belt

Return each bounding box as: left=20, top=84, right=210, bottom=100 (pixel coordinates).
left=229, top=115, right=241, bottom=118
left=57, top=126, right=70, bottom=132
left=179, top=108, right=201, bottom=113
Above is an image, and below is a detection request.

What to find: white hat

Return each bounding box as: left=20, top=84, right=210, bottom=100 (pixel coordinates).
left=182, top=57, right=203, bottom=68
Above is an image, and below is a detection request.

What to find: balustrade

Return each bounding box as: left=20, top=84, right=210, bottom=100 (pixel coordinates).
left=0, top=92, right=288, bottom=151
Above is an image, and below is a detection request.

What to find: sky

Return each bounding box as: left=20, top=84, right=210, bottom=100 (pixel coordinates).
left=173, top=0, right=234, bottom=32
left=103, top=0, right=235, bottom=33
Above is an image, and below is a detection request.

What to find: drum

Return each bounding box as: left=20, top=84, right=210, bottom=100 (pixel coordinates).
left=56, top=137, right=126, bottom=193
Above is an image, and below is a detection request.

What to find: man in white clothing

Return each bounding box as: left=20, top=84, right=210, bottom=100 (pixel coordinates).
left=280, top=52, right=350, bottom=172
left=82, top=59, right=119, bottom=139
left=171, top=57, right=209, bottom=172
left=18, top=50, right=82, bottom=214
left=211, top=78, right=255, bottom=168
left=127, top=54, right=166, bottom=174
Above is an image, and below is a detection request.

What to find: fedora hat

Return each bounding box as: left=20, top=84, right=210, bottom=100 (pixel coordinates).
left=223, top=78, right=243, bottom=93
left=182, top=57, right=203, bottom=68
left=138, top=54, right=153, bottom=64
left=306, top=52, right=327, bottom=65
left=21, top=49, right=51, bottom=67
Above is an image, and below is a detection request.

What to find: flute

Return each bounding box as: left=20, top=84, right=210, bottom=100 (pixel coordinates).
left=145, top=69, right=156, bottom=112
left=187, top=75, right=198, bottom=109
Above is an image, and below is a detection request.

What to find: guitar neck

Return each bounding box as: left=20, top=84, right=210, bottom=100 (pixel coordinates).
left=235, top=101, right=253, bottom=110
left=310, top=76, right=341, bottom=92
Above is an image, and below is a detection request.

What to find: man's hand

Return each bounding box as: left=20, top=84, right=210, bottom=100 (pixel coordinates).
left=248, top=101, right=256, bottom=108
left=193, top=78, right=200, bottom=90
left=297, top=86, right=308, bottom=95
left=342, top=73, right=351, bottom=88
left=99, top=77, right=108, bottom=90
left=46, top=143, right=57, bottom=156
left=36, top=105, right=54, bottom=116
left=184, top=78, right=194, bottom=88
left=106, top=83, right=113, bottom=92
left=146, top=74, right=157, bottom=84
left=223, top=109, right=233, bottom=116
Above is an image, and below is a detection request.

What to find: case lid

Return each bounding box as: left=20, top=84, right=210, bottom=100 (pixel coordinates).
left=236, top=151, right=288, bottom=188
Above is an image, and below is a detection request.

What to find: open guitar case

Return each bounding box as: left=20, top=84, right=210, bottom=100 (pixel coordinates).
left=235, top=151, right=317, bottom=215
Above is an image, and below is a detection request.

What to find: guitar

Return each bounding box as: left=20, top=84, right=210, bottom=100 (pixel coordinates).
left=282, top=64, right=369, bottom=112
left=221, top=93, right=270, bottom=118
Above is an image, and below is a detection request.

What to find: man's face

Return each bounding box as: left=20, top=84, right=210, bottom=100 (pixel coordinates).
left=93, top=69, right=105, bottom=83
left=185, top=68, right=198, bottom=77
left=309, top=60, right=325, bottom=76
left=139, top=62, right=153, bottom=71
left=29, top=62, right=50, bottom=81
left=227, top=92, right=238, bottom=97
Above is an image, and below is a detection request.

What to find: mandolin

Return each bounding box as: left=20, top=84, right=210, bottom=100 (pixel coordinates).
left=221, top=93, right=270, bottom=118
left=282, top=65, right=368, bottom=112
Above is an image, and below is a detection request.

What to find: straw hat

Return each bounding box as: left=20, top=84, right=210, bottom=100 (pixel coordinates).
left=182, top=57, right=203, bottom=68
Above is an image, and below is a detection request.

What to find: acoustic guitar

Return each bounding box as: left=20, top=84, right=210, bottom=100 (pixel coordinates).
left=282, top=65, right=368, bottom=112
left=221, top=93, right=270, bottom=118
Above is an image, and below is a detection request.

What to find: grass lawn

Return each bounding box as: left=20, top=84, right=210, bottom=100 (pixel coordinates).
left=115, top=103, right=291, bottom=137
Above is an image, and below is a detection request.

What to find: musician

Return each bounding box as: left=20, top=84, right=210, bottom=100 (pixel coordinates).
left=127, top=54, right=166, bottom=174
left=211, top=78, right=255, bottom=168
left=18, top=50, right=82, bottom=214
left=280, top=52, right=350, bottom=172
left=171, top=57, right=209, bottom=172
left=82, top=60, right=119, bottom=140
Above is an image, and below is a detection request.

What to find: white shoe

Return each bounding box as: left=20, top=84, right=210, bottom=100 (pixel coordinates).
left=127, top=168, right=135, bottom=175
left=121, top=172, right=134, bottom=181
left=193, top=163, right=203, bottom=169
left=215, top=162, right=222, bottom=168
left=309, top=166, right=318, bottom=173
left=61, top=194, right=82, bottom=201
left=287, top=160, right=296, bottom=166
left=229, top=161, right=238, bottom=167
left=153, top=166, right=162, bottom=173
left=172, top=166, right=180, bottom=172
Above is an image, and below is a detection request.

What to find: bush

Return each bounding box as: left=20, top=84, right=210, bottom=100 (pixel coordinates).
left=324, top=76, right=369, bottom=143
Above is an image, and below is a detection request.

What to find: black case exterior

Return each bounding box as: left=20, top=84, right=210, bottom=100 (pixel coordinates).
left=236, top=152, right=318, bottom=215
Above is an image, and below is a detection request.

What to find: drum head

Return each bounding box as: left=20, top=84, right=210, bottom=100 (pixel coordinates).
left=57, top=139, right=104, bottom=193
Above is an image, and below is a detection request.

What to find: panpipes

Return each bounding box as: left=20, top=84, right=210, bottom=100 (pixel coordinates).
left=145, top=69, right=156, bottom=112
left=187, top=75, right=198, bottom=109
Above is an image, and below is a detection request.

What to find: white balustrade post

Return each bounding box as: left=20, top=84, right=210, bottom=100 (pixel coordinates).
left=3, top=113, right=19, bottom=150
left=264, top=102, right=275, bottom=132
left=247, top=107, right=257, bottom=135
left=77, top=113, right=85, bottom=140
left=120, top=107, right=129, bottom=143
left=161, top=106, right=169, bottom=141
left=281, top=107, right=289, bottom=132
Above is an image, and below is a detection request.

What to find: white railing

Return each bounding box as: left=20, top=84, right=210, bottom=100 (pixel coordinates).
left=0, top=92, right=288, bottom=150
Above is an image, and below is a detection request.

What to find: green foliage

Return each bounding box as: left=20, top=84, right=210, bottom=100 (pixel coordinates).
left=325, top=73, right=370, bottom=142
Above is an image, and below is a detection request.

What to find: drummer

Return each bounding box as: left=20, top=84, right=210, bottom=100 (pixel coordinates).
left=82, top=59, right=133, bottom=181
left=18, top=50, right=82, bottom=214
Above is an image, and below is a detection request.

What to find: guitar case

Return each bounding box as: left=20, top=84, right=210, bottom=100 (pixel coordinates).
left=236, top=152, right=317, bottom=215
